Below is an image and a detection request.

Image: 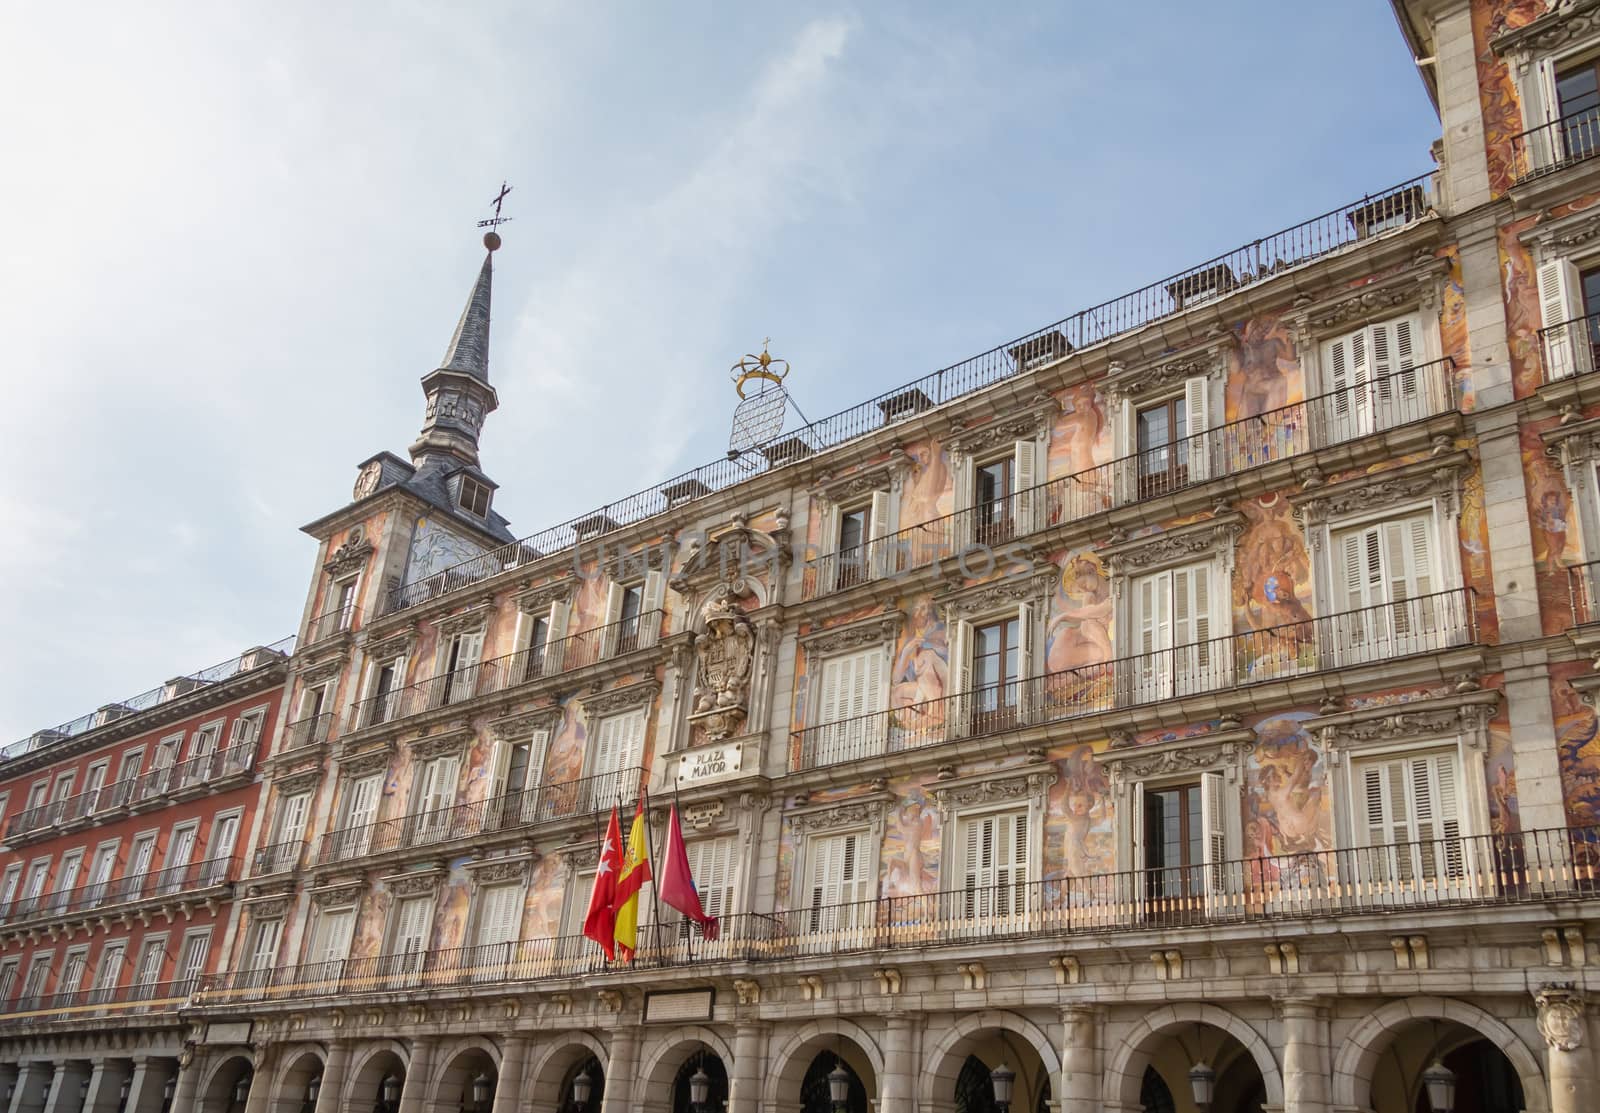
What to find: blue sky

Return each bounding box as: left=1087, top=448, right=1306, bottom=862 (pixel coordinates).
left=0, top=2, right=1440, bottom=741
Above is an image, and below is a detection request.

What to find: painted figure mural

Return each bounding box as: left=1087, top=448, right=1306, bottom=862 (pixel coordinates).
left=1244, top=712, right=1330, bottom=858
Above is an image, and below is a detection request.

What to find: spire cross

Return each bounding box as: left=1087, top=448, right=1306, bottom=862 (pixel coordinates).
left=477, top=181, right=514, bottom=229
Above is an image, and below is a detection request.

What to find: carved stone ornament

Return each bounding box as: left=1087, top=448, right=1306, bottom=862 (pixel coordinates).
left=324, top=528, right=373, bottom=578
left=582, top=680, right=660, bottom=720
left=490, top=707, right=562, bottom=742
left=932, top=765, right=1058, bottom=812
left=671, top=511, right=792, bottom=595
left=309, top=881, right=367, bottom=909
left=1291, top=454, right=1466, bottom=527
left=683, top=800, right=726, bottom=830
left=800, top=613, right=903, bottom=659
left=1523, top=205, right=1600, bottom=255
left=1542, top=415, right=1600, bottom=468
left=785, top=793, right=893, bottom=832
left=1535, top=983, right=1586, bottom=1051
left=1097, top=733, right=1256, bottom=787
left=382, top=869, right=445, bottom=897
left=1104, top=342, right=1229, bottom=404
left=689, top=588, right=757, bottom=742
left=366, top=629, right=418, bottom=663
left=468, top=857, right=530, bottom=886
left=1102, top=514, right=1244, bottom=576
left=937, top=570, right=1056, bottom=624
left=1310, top=691, right=1499, bottom=756
left=273, top=769, right=324, bottom=797
left=561, top=844, right=600, bottom=874
left=1492, top=0, right=1600, bottom=59
left=411, top=730, right=472, bottom=762
left=436, top=604, right=495, bottom=638
left=339, top=748, right=394, bottom=779
left=244, top=896, right=291, bottom=920
left=513, top=577, right=577, bottom=615
left=946, top=394, right=1060, bottom=458
left=1300, top=275, right=1435, bottom=334
left=297, top=659, right=346, bottom=687
left=815, top=449, right=913, bottom=508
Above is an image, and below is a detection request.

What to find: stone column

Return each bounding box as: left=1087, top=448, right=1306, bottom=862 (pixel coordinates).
left=879, top=1015, right=916, bottom=1113
left=1537, top=985, right=1596, bottom=1113
left=82, top=1061, right=131, bottom=1113
left=491, top=1037, right=529, bottom=1113
left=599, top=1028, right=640, bottom=1113
left=42, top=1062, right=90, bottom=1113
left=242, top=1046, right=277, bottom=1113
left=123, top=1056, right=175, bottom=1113
left=168, top=1050, right=202, bottom=1113
left=1278, top=997, right=1329, bottom=1113
left=394, top=1039, right=435, bottom=1113
left=12, top=1063, right=57, bottom=1113
left=727, top=1023, right=766, bottom=1113
left=1057, top=1007, right=1100, bottom=1113
left=311, top=1042, right=351, bottom=1113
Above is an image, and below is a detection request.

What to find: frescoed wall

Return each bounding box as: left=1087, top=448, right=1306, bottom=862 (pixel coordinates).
left=1226, top=313, right=1302, bottom=420
left=1474, top=0, right=1547, bottom=196
left=403, top=515, right=493, bottom=586
left=1553, top=660, right=1600, bottom=827
left=1243, top=711, right=1330, bottom=859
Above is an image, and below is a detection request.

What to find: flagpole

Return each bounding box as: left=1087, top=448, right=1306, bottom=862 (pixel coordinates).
left=642, top=780, right=667, bottom=965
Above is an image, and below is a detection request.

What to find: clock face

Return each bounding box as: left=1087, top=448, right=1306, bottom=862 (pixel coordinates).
left=354, top=462, right=382, bottom=500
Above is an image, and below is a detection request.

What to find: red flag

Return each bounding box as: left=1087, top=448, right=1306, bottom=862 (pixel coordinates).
left=582, top=807, right=623, bottom=960
left=659, top=802, right=719, bottom=940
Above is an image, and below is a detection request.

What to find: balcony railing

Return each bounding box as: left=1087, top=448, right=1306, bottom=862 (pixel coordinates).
left=280, top=712, right=332, bottom=753
left=314, top=766, right=647, bottom=867
left=132, top=743, right=255, bottom=805
left=1539, top=310, right=1600, bottom=385
left=803, top=359, right=1458, bottom=600
left=1570, top=560, right=1600, bottom=627
left=0, top=857, right=237, bottom=929
left=307, top=605, right=355, bottom=645
left=383, top=174, right=1437, bottom=616
left=0, top=978, right=190, bottom=1030
left=251, top=840, right=304, bottom=877
left=1510, top=109, right=1600, bottom=186
left=353, top=612, right=664, bottom=731
left=197, top=825, right=1597, bottom=1006
left=794, top=589, right=1475, bottom=771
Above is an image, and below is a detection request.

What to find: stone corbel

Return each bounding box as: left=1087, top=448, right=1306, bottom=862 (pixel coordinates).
left=795, top=975, right=825, bottom=1001
left=733, top=978, right=762, bottom=1004
left=1050, top=955, right=1081, bottom=985
left=596, top=989, right=623, bottom=1012
left=957, top=962, right=987, bottom=990
left=872, top=968, right=902, bottom=995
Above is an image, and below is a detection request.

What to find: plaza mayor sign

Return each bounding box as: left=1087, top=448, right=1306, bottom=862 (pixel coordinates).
left=676, top=740, right=743, bottom=786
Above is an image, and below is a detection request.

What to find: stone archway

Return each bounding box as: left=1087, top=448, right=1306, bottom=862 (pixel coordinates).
left=198, top=1053, right=255, bottom=1113
left=267, top=1046, right=327, bottom=1113
left=1102, top=1004, right=1283, bottom=1111
left=1331, top=998, right=1549, bottom=1112
left=763, top=1019, right=884, bottom=1113
left=427, top=1038, right=502, bottom=1113
left=636, top=1029, right=734, bottom=1113
left=919, top=1011, right=1062, bottom=1113
left=524, top=1033, right=609, bottom=1113
left=345, top=1041, right=410, bottom=1112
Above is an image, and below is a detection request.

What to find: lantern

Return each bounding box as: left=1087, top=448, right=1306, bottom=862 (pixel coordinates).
left=1187, top=1062, right=1216, bottom=1111
left=307, top=1075, right=321, bottom=1105
left=382, top=1074, right=402, bottom=1107
left=688, top=1066, right=711, bottom=1111
left=1421, top=1060, right=1456, bottom=1113
left=472, top=1072, right=493, bottom=1109
left=827, top=1063, right=850, bottom=1112
left=988, top=1064, right=1015, bottom=1113
left=572, top=1068, right=593, bottom=1110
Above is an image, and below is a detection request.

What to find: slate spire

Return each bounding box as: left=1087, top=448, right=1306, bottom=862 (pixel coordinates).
left=438, top=246, right=494, bottom=382
left=408, top=232, right=502, bottom=469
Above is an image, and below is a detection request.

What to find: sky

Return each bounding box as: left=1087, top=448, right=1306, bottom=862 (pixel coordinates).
left=0, top=2, right=1441, bottom=742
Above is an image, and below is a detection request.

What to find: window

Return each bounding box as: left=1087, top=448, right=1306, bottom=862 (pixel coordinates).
left=90, top=943, right=124, bottom=1003
left=58, top=948, right=88, bottom=999
left=21, top=860, right=49, bottom=914
left=490, top=730, right=550, bottom=830
left=24, top=780, right=46, bottom=811
left=300, top=680, right=331, bottom=722
left=836, top=504, right=871, bottom=588
left=51, top=770, right=75, bottom=803
left=974, top=456, right=1015, bottom=544
left=603, top=571, right=664, bottom=656
left=273, top=792, right=312, bottom=845
left=1318, top=315, right=1427, bottom=439
left=1553, top=55, right=1600, bottom=160
left=86, top=845, right=117, bottom=905
left=367, top=658, right=404, bottom=725
left=189, top=722, right=222, bottom=760
left=245, top=919, right=282, bottom=973
left=410, top=754, right=462, bottom=843
left=519, top=595, right=572, bottom=678
left=1330, top=512, right=1441, bottom=661
left=440, top=629, right=485, bottom=705
left=806, top=832, right=872, bottom=933
left=682, top=837, right=735, bottom=929
left=810, top=647, right=889, bottom=766
left=1130, top=563, right=1217, bottom=700
left=20, top=953, right=52, bottom=1005
left=83, top=762, right=109, bottom=809
left=947, top=603, right=1037, bottom=737
left=203, top=813, right=241, bottom=884
left=1141, top=782, right=1204, bottom=901
left=333, top=774, right=383, bottom=859
left=815, top=480, right=900, bottom=592
left=389, top=896, right=432, bottom=977
left=332, top=577, right=359, bottom=630
left=124, top=834, right=157, bottom=900
left=587, top=709, right=646, bottom=804
left=1135, top=379, right=1211, bottom=496
left=175, top=931, right=210, bottom=993
left=230, top=708, right=266, bottom=750
left=957, top=811, right=1029, bottom=923
left=0, top=865, right=20, bottom=917
left=459, top=475, right=492, bottom=518
left=134, top=939, right=166, bottom=991
left=1357, top=750, right=1463, bottom=884
left=0, top=959, right=18, bottom=1004
left=472, top=883, right=523, bottom=976
left=307, top=907, right=356, bottom=970
left=1538, top=255, right=1600, bottom=379
left=164, top=824, right=198, bottom=879
left=116, top=749, right=144, bottom=785
left=52, top=850, right=84, bottom=911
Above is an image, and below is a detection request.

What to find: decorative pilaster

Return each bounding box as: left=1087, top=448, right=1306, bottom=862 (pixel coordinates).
left=1058, top=1006, right=1101, bottom=1113
left=492, top=1036, right=530, bottom=1113
left=599, top=1028, right=641, bottom=1113
left=1536, top=984, right=1594, bottom=1113
left=312, top=1041, right=352, bottom=1113
left=12, top=1061, right=56, bottom=1113
left=1277, top=996, right=1330, bottom=1113
left=727, top=1023, right=768, bottom=1113
left=879, top=1015, right=918, bottom=1113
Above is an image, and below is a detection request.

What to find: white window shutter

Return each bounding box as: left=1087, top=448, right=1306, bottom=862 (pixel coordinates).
left=1537, top=56, right=1566, bottom=167
left=527, top=729, right=550, bottom=789
left=1184, top=377, right=1211, bottom=481
left=640, top=570, right=666, bottom=646
left=949, top=618, right=973, bottom=734
left=1538, top=257, right=1580, bottom=379
left=618, top=710, right=646, bottom=772
left=867, top=490, right=893, bottom=578
left=591, top=714, right=620, bottom=777
left=277, top=793, right=310, bottom=843
left=344, top=774, right=381, bottom=829
left=210, top=814, right=240, bottom=861
left=394, top=897, right=431, bottom=954
left=545, top=599, right=570, bottom=671
left=179, top=934, right=210, bottom=984
left=1016, top=602, right=1036, bottom=712
left=815, top=654, right=845, bottom=728
left=1013, top=440, right=1038, bottom=534
left=1129, top=786, right=1146, bottom=873
left=1200, top=771, right=1226, bottom=877
left=954, top=456, right=976, bottom=546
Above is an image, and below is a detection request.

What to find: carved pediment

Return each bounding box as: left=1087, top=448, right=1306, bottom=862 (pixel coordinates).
left=1492, top=0, right=1600, bottom=60
left=1291, top=453, right=1467, bottom=526
left=1101, top=513, right=1244, bottom=576
left=946, top=394, right=1060, bottom=458
left=1294, top=262, right=1446, bottom=336
left=932, top=763, right=1058, bottom=811
left=785, top=791, right=894, bottom=832
left=1309, top=690, right=1500, bottom=754
left=1105, top=342, right=1231, bottom=403
left=467, top=857, right=530, bottom=886
left=339, top=746, right=395, bottom=779
left=411, top=730, right=472, bottom=762
left=381, top=868, right=446, bottom=897
left=243, top=896, right=291, bottom=920
left=309, top=880, right=367, bottom=909
left=799, top=613, right=904, bottom=658
left=296, top=658, right=347, bottom=687
left=1524, top=207, right=1600, bottom=255
left=366, top=629, right=418, bottom=663
left=273, top=769, right=323, bottom=797
left=1096, top=729, right=1257, bottom=786
left=1542, top=415, right=1600, bottom=466
left=815, top=449, right=914, bottom=507
left=582, top=680, right=660, bottom=720
left=324, top=529, right=373, bottom=578
left=671, top=510, right=792, bottom=594
left=436, top=603, right=496, bottom=637
left=490, top=707, right=562, bottom=742
left=513, top=577, right=577, bottom=615
left=936, top=570, right=1056, bottom=623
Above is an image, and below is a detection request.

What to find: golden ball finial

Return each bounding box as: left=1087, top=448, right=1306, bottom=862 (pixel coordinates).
left=483, top=231, right=502, bottom=252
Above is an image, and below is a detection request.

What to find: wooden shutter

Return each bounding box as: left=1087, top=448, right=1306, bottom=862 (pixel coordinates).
left=393, top=897, right=431, bottom=955
left=167, top=827, right=196, bottom=869
left=687, top=837, right=735, bottom=919
left=136, top=942, right=164, bottom=985
left=616, top=710, right=646, bottom=772
left=602, top=582, right=625, bottom=656
left=1013, top=440, right=1038, bottom=534
left=94, top=945, right=125, bottom=990
left=590, top=714, right=622, bottom=777
left=418, top=755, right=460, bottom=814
left=179, top=934, right=210, bottom=985
left=949, top=618, right=973, bottom=734
left=313, top=909, right=356, bottom=963
left=247, top=921, right=281, bottom=971
left=545, top=598, right=570, bottom=669
left=89, top=847, right=115, bottom=887
left=640, top=570, right=666, bottom=647
left=1539, top=257, right=1580, bottom=379
left=1184, top=377, right=1211, bottom=480
left=867, top=490, right=893, bottom=578
left=475, top=884, right=522, bottom=947
left=962, top=812, right=1028, bottom=917
left=276, top=793, right=310, bottom=843
left=59, top=951, right=86, bottom=995
left=344, top=775, right=381, bottom=829
left=1200, top=772, right=1227, bottom=887
left=1537, top=56, right=1565, bottom=166
left=130, top=838, right=155, bottom=876
left=209, top=815, right=240, bottom=862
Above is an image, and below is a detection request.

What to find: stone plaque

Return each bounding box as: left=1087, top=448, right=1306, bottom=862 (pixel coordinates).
left=204, top=1021, right=254, bottom=1046
left=644, top=988, right=715, bottom=1023
left=676, top=741, right=743, bottom=786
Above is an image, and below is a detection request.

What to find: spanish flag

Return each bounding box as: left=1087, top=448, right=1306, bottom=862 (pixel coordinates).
left=613, top=798, right=653, bottom=962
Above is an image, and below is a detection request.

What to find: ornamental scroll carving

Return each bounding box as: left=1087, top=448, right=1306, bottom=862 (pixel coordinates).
left=1105, top=343, right=1229, bottom=405
left=324, top=529, right=372, bottom=578
left=1492, top=0, right=1600, bottom=59
left=339, top=748, right=394, bottom=779
left=800, top=614, right=903, bottom=658
left=1098, top=737, right=1255, bottom=787
left=514, top=578, right=577, bottom=615
left=245, top=897, right=291, bottom=920
left=309, top=881, right=366, bottom=909
left=411, top=731, right=472, bottom=761
left=933, top=768, right=1058, bottom=811
left=582, top=680, right=659, bottom=719
left=936, top=571, right=1056, bottom=624
left=1292, top=456, right=1465, bottom=527
left=490, top=707, right=561, bottom=742
left=785, top=796, right=890, bottom=833
left=1102, top=515, right=1243, bottom=577
left=469, top=858, right=530, bottom=886
left=273, top=769, right=323, bottom=797
left=1535, top=984, right=1586, bottom=1052
left=383, top=870, right=445, bottom=897
left=946, top=394, right=1059, bottom=457
left=689, top=587, right=757, bottom=742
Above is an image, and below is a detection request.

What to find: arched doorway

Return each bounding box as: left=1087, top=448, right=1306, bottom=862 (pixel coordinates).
left=270, top=1050, right=325, bottom=1113
left=432, top=1045, right=498, bottom=1113
left=800, top=1052, right=868, bottom=1113
left=1366, top=1021, right=1527, bottom=1113
left=202, top=1057, right=255, bottom=1113
left=1120, top=1021, right=1268, bottom=1113
left=671, top=1052, right=729, bottom=1113
left=348, top=1047, right=407, bottom=1113
left=1140, top=1067, right=1176, bottom=1113
left=556, top=1055, right=605, bottom=1113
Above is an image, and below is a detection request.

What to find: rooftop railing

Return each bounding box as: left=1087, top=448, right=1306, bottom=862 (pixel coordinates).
left=1510, top=109, right=1600, bottom=186
left=195, top=825, right=1598, bottom=1006
left=385, top=173, right=1437, bottom=616
left=793, top=588, right=1475, bottom=771
left=1539, top=309, right=1600, bottom=385
left=0, top=636, right=294, bottom=764
left=352, top=612, right=664, bottom=732
left=802, top=359, right=1457, bottom=600
left=315, top=766, right=646, bottom=867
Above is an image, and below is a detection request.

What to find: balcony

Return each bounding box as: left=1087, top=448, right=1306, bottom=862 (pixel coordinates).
left=279, top=712, right=332, bottom=755
left=131, top=742, right=256, bottom=808
left=801, top=359, right=1459, bottom=601
left=251, top=840, right=304, bottom=877
left=0, top=857, right=237, bottom=932
left=314, top=766, right=647, bottom=868
left=1571, top=561, right=1600, bottom=627
left=352, top=611, right=664, bottom=732
left=793, top=589, right=1475, bottom=771
left=197, top=825, right=1597, bottom=1006
left=0, top=977, right=192, bottom=1031
left=306, top=605, right=355, bottom=646
left=1539, top=310, right=1600, bottom=388
left=1510, top=109, right=1600, bottom=187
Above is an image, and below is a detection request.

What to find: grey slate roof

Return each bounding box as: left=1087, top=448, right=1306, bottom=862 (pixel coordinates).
left=438, top=251, right=493, bottom=382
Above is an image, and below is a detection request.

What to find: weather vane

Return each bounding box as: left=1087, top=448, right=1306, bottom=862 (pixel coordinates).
left=477, top=181, right=513, bottom=230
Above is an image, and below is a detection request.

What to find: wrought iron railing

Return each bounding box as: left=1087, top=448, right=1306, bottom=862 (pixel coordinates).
left=384, top=174, right=1437, bottom=615
left=0, top=636, right=294, bottom=762
left=193, top=826, right=1598, bottom=1006
left=0, top=978, right=191, bottom=1029
left=280, top=712, right=333, bottom=753
left=802, top=358, right=1458, bottom=599
left=0, top=857, right=237, bottom=928
left=251, top=840, right=304, bottom=877
left=1510, top=109, right=1600, bottom=185
left=793, top=588, right=1475, bottom=771
left=353, top=612, right=664, bottom=731
left=130, top=743, right=254, bottom=806
left=307, top=605, right=356, bottom=645
left=1539, top=310, right=1600, bottom=384
left=314, top=766, right=647, bottom=867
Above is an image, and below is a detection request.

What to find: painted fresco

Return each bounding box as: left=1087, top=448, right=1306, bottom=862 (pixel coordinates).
left=1439, top=248, right=1475, bottom=409
left=1046, top=551, right=1112, bottom=673
left=1475, top=0, right=1548, bottom=195
left=1233, top=494, right=1316, bottom=682
left=881, top=779, right=939, bottom=897
left=1459, top=469, right=1502, bottom=642
left=897, top=436, right=952, bottom=527
left=1487, top=708, right=1521, bottom=834
left=890, top=598, right=948, bottom=719
left=1046, top=742, right=1113, bottom=879
left=1243, top=712, right=1331, bottom=858
left=542, top=699, right=589, bottom=786
left=404, top=515, right=492, bottom=586
left=1047, top=382, right=1111, bottom=477
left=1501, top=218, right=1544, bottom=398
left=1553, top=660, right=1600, bottom=826
left=1226, top=314, right=1302, bottom=420
left=525, top=852, right=566, bottom=938
left=1522, top=420, right=1583, bottom=636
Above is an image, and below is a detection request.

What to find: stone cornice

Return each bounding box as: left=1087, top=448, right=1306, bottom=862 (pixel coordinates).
left=1095, top=728, right=1257, bottom=785
left=784, top=790, right=896, bottom=832
left=935, top=571, right=1056, bottom=622
left=1290, top=254, right=1450, bottom=337
left=945, top=394, right=1060, bottom=458
left=1306, top=689, right=1500, bottom=752
left=1100, top=513, right=1245, bottom=576
left=798, top=613, right=904, bottom=658
left=931, top=762, right=1057, bottom=811
left=581, top=680, right=661, bottom=720
left=1290, top=451, right=1469, bottom=526
left=1491, top=0, right=1600, bottom=59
